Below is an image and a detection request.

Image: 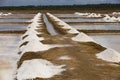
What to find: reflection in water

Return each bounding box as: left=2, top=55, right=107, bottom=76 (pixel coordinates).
left=89, top=34, right=120, bottom=53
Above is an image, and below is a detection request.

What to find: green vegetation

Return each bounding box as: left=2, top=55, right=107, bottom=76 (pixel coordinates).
left=0, top=4, right=120, bottom=10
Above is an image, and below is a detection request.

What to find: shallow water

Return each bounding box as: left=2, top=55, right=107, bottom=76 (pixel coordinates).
left=0, top=56, right=17, bottom=80
left=0, top=19, right=29, bottom=22
left=0, top=14, right=35, bottom=19
left=55, top=14, right=103, bottom=22
left=62, top=18, right=102, bottom=22
left=43, top=15, right=59, bottom=35
left=0, top=34, right=21, bottom=56
left=89, top=34, right=120, bottom=53
left=0, top=24, right=26, bottom=31
left=70, top=24, right=120, bottom=30
left=0, top=34, right=21, bottom=80
left=54, top=14, right=80, bottom=18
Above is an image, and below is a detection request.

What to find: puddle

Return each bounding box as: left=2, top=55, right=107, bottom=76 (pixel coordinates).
left=89, top=34, right=120, bottom=53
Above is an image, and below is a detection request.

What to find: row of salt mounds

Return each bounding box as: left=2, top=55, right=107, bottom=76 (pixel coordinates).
left=19, top=13, right=66, bottom=54
left=17, top=13, right=66, bottom=80
left=112, top=12, right=120, bottom=15
left=47, top=13, right=79, bottom=34
left=0, top=12, right=12, bottom=16
left=47, top=13, right=95, bottom=42
left=103, top=14, right=120, bottom=22
left=47, top=13, right=120, bottom=63
left=75, top=12, right=102, bottom=18
left=87, top=13, right=102, bottom=18
left=75, top=12, right=89, bottom=16
left=19, top=13, right=45, bottom=54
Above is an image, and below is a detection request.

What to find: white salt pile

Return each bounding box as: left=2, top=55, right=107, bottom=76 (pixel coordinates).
left=20, top=13, right=71, bottom=54
left=17, top=13, right=67, bottom=80
left=75, top=12, right=102, bottom=18
left=96, top=48, right=120, bottom=63
left=0, top=12, right=12, bottom=16
left=72, top=32, right=95, bottom=42
left=75, top=12, right=89, bottom=16
left=20, top=39, right=70, bottom=54
left=103, top=14, right=120, bottom=22
left=47, top=13, right=95, bottom=42
left=17, top=59, right=66, bottom=80
left=47, top=13, right=80, bottom=34
left=67, top=28, right=79, bottom=34
left=112, top=12, right=120, bottom=15
left=87, top=13, right=102, bottom=18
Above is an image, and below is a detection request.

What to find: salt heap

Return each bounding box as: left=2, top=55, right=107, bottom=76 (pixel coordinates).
left=17, top=13, right=67, bottom=80
left=17, top=59, right=66, bottom=80
left=96, top=48, right=120, bottom=63
left=72, top=32, right=95, bottom=42
left=87, top=13, right=102, bottom=18
left=20, top=13, right=70, bottom=54
left=75, top=12, right=102, bottom=18
left=47, top=13, right=95, bottom=42
left=75, top=12, right=89, bottom=16
left=112, top=12, right=120, bottom=15
left=0, top=12, right=12, bottom=16
left=47, top=13, right=79, bottom=34
left=103, top=14, right=120, bottom=22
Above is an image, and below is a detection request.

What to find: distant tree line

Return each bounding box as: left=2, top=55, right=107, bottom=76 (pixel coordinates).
left=0, top=4, right=120, bottom=10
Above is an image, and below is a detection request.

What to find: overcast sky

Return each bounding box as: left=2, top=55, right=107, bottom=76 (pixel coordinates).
left=0, top=0, right=120, bottom=6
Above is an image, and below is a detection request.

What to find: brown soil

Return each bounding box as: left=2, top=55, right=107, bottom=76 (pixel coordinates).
left=19, top=35, right=120, bottom=80
left=67, top=22, right=120, bottom=25
left=78, top=30, right=120, bottom=33
left=18, top=33, right=120, bottom=80
left=0, top=30, right=26, bottom=34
